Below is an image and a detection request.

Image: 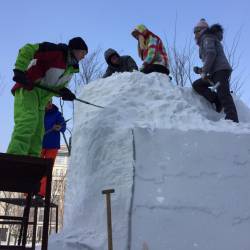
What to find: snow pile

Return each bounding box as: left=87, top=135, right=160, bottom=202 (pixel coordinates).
left=73, top=71, right=250, bottom=132
left=48, top=71, right=250, bottom=250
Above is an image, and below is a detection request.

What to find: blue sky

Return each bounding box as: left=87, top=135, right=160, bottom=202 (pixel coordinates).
left=0, top=0, right=250, bottom=152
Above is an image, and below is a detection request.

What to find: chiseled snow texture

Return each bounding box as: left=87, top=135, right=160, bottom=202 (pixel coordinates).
left=131, top=128, right=250, bottom=250
left=48, top=71, right=250, bottom=250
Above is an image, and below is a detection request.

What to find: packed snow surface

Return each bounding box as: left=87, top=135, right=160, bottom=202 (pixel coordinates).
left=48, top=72, right=250, bottom=250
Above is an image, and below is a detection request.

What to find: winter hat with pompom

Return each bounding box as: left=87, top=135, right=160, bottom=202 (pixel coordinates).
left=194, top=18, right=209, bottom=33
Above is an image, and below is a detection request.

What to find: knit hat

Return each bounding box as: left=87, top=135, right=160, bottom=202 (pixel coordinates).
left=104, top=48, right=120, bottom=64
left=194, top=18, right=209, bottom=33
left=68, top=37, right=88, bottom=52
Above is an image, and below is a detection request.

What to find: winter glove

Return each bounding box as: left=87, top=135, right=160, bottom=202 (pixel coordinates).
left=139, top=62, right=148, bottom=72
left=200, top=72, right=207, bottom=79
left=13, top=69, right=29, bottom=85
left=59, top=87, right=76, bottom=101
left=139, top=65, right=145, bottom=72
left=52, top=124, right=62, bottom=131
left=193, top=66, right=202, bottom=75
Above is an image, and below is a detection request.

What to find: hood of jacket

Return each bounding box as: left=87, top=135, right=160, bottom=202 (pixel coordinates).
left=131, top=24, right=151, bottom=39
left=197, top=24, right=224, bottom=44
left=104, top=48, right=120, bottom=65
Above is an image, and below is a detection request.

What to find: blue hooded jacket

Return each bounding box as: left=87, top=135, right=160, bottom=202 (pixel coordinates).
left=42, top=104, right=66, bottom=149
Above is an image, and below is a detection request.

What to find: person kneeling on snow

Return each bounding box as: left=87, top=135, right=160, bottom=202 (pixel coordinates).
left=131, top=24, right=170, bottom=75
left=192, top=19, right=238, bottom=123
left=103, top=48, right=138, bottom=78
left=7, top=37, right=88, bottom=157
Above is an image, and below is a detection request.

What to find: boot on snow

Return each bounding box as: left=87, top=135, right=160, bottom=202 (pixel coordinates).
left=213, top=96, right=223, bottom=113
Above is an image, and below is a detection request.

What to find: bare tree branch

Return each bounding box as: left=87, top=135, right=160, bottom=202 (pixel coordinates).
left=166, top=15, right=196, bottom=87
left=72, top=47, right=105, bottom=90
left=66, top=48, right=105, bottom=138
left=224, top=27, right=245, bottom=96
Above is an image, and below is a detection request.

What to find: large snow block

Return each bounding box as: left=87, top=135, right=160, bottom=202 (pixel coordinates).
left=131, top=128, right=250, bottom=250
left=50, top=128, right=135, bottom=250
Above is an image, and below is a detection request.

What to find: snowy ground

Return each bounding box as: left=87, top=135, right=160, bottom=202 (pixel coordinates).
left=48, top=72, right=250, bottom=250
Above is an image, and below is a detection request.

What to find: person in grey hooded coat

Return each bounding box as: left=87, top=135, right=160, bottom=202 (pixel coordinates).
left=103, top=48, right=138, bottom=78
left=192, top=19, right=238, bottom=123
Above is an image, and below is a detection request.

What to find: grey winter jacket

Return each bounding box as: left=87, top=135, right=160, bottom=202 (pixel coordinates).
left=103, top=49, right=138, bottom=78
left=198, top=27, right=232, bottom=75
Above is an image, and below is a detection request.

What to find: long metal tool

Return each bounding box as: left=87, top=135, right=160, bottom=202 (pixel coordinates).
left=74, top=97, right=104, bottom=108
left=102, top=189, right=115, bottom=250
left=62, top=131, right=70, bottom=154
left=44, top=118, right=71, bottom=135
left=35, top=84, right=104, bottom=108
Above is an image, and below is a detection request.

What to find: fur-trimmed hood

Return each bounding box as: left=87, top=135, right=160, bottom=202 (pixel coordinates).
left=200, top=24, right=224, bottom=42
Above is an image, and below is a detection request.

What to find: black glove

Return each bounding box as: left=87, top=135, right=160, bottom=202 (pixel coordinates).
left=193, top=66, right=202, bottom=75
left=13, top=69, right=29, bottom=85
left=59, top=87, right=76, bottom=101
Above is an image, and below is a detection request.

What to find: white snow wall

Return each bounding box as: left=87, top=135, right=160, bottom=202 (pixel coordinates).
left=50, top=128, right=250, bottom=250
left=131, top=128, right=250, bottom=250
left=47, top=72, right=250, bottom=250
left=62, top=127, right=135, bottom=250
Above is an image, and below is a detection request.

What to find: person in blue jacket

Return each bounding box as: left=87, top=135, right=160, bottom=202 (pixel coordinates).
left=39, top=100, right=66, bottom=197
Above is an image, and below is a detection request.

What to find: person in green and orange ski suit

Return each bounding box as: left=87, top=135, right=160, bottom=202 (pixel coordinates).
left=7, top=37, right=88, bottom=157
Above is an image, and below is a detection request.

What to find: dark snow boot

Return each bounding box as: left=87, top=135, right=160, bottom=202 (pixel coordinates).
left=225, top=114, right=239, bottom=123
left=213, top=96, right=223, bottom=113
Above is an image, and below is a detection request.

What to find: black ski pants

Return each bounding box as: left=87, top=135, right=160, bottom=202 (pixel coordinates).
left=192, top=70, right=238, bottom=122
left=141, top=64, right=170, bottom=75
